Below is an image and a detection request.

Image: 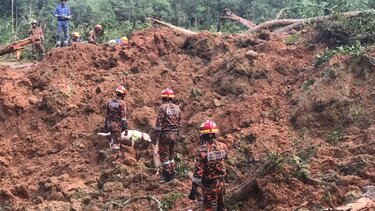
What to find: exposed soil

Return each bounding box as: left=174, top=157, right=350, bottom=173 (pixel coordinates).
left=0, top=27, right=374, bottom=210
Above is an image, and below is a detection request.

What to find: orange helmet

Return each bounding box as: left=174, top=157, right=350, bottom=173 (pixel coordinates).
left=199, top=120, right=219, bottom=135
left=95, top=24, right=102, bottom=31
left=115, top=85, right=127, bottom=95
left=161, top=88, right=174, bottom=99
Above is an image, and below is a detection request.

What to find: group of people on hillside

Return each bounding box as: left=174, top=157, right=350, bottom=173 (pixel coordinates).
left=27, top=0, right=127, bottom=58
left=105, top=86, right=228, bottom=211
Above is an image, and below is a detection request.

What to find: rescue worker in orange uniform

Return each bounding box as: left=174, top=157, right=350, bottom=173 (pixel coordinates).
left=155, top=88, right=181, bottom=183
left=192, top=120, right=228, bottom=211
left=105, top=86, right=128, bottom=152
left=28, top=19, right=45, bottom=57
left=88, top=24, right=102, bottom=45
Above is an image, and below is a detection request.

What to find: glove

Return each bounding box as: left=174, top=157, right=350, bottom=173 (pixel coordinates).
left=66, top=16, right=71, bottom=20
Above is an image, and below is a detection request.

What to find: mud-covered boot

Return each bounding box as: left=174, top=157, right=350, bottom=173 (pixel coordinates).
left=159, top=173, right=173, bottom=184
left=170, top=172, right=176, bottom=181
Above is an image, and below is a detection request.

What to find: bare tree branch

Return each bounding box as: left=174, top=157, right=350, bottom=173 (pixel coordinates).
left=146, top=18, right=197, bottom=36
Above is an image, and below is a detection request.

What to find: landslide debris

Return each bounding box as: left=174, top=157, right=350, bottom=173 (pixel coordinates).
left=0, top=27, right=374, bottom=210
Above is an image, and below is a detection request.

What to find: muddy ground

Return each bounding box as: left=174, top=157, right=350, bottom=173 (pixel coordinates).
left=0, top=27, right=374, bottom=210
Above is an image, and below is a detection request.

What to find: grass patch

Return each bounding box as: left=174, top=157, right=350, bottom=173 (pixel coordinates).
left=284, top=34, right=300, bottom=45
left=326, top=129, right=343, bottom=144
left=160, top=191, right=184, bottom=210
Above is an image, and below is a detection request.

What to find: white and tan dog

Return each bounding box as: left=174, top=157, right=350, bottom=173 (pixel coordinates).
left=98, top=130, right=161, bottom=174
left=98, top=130, right=152, bottom=149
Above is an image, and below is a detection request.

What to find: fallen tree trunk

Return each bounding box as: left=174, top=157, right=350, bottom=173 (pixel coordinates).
left=218, top=8, right=256, bottom=31
left=0, top=36, right=39, bottom=57
left=244, top=10, right=375, bottom=34
left=226, top=152, right=286, bottom=203
left=278, top=10, right=375, bottom=32
left=146, top=18, right=197, bottom=36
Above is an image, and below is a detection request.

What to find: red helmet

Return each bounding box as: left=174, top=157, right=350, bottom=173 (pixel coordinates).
left=115, top=85, right=127, bottom=95
left=95, top=24, right=102, bottom=31
left=161, top=88, right=174, bottom=98
left=199, top=120, right=219, bottom=135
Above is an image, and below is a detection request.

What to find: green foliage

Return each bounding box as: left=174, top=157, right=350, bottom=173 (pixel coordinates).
left=0, top=0, right=374, bottom=54
left=315, top=48, right=338, bottom=67
left=326, top=129, right=343, bottom=144
left=160, top=191, right=183, bottom=210
left=0, top=19, right=13, bottom=45
left=261, top=151, right=284, bottom=176
left=174, top=153, right=189, bottom=177
left=284, top=34, right=300, bottom=45
left=315, top=44, right=364, bottom=66
left=285, top=0, right=328, bottom=18
left=301, top=79, right=315, bottom=91
left=289, top=155, right=310, bottom=182
left=351, top=107, right=362, bottom=122
left=316, top=13, right=375, bottom=47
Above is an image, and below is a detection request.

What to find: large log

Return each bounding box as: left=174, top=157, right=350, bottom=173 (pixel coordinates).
left=244, top=10, right=375, bottom=34
left=0, top=36, right=39, bottom=57
left=146, top=18, right=197, bottom=36
left=278, top=10, right=375, bottom=32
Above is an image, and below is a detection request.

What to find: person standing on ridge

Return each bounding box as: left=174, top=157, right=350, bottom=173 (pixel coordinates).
left=192, top=120, right=228, bottom=211
left=88, top=24, right=102, bottom=45
left=155, top=88, right=181, bottom=183
left=28, top=19, right=45, bottom=57
left=54, top=0, right=71, bottom=47
left=105, top=86, right=128, bottom=161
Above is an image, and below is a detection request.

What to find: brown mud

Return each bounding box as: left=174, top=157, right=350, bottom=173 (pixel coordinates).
left=0, top=28, right=374, bottom=210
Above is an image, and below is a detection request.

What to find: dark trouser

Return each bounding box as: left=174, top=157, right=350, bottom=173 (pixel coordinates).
left=109, top=121, right=121, bottom=146
left=56, top=20, right=69, bottom=46
left=203, top=179, right=226, bottom=211
left=32, top=42, right=45, bottom=56
left=158, top=131, right=178, bottom=175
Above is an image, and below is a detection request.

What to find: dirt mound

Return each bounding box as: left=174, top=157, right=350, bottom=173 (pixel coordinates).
left=0, top=27, right=374, bottom=210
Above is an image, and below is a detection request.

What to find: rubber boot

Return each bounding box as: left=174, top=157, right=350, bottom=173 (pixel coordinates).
left=159, top=173, right=172, bottom=184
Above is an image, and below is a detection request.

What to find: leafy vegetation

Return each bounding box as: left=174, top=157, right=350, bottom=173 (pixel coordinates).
left=315, top=44, right=365, bottom=66
left=0, top=0, right=374, bottom=48
left=289, top=155, right=310, bottom=182
left=174, top=153, right=189, bottom=177
left=326, top=129, right=343, bottom=144
left=284, top=34, right=300, bottom=45
left=301, top=79, right=315, bottom=91
left=160, top=191, right=183, bottom=210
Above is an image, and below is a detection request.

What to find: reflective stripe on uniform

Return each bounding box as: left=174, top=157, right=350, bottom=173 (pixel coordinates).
left=207, top=150, right=226, bottom=161
left=161, top=159, right=175, bottom=166
left=161, top=160, right=171, bottom=166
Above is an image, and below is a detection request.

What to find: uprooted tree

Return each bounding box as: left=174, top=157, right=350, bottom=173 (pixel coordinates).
left=147, top=10, right=375, bottom=36
left=217, top=8, right=256, bottom=32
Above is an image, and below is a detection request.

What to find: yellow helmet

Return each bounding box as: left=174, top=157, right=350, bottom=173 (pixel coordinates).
left=71, top=32, right=80, bottom=38
left=121, top=36, right=128, bottom=44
